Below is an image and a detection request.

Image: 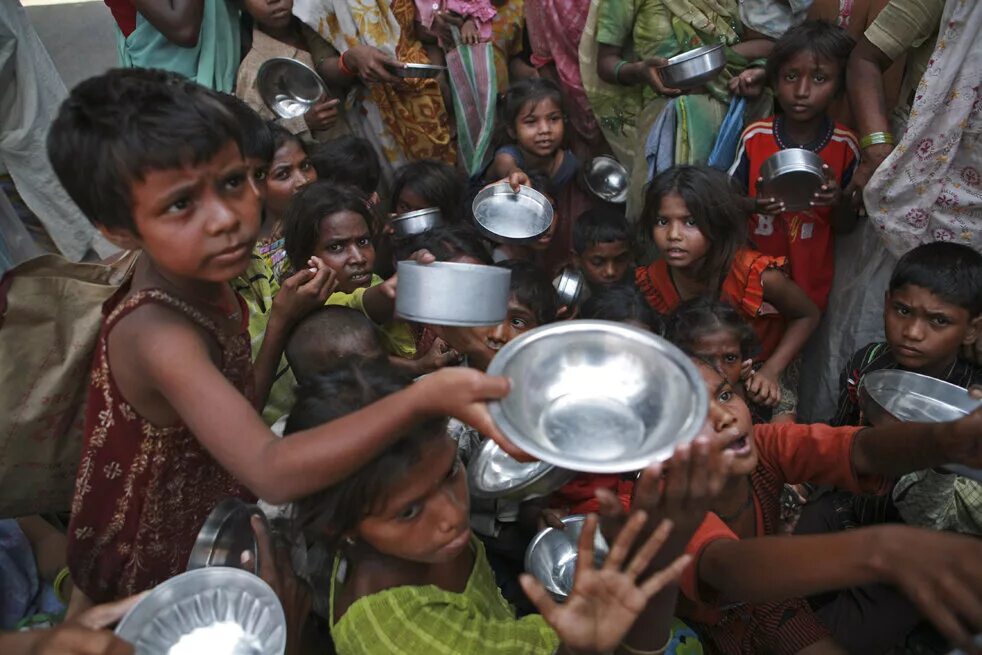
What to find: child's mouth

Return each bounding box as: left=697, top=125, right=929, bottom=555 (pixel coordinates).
left=725, top=434, right=750, bottom=455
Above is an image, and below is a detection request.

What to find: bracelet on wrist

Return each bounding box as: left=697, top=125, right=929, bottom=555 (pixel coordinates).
left=613, top=59, right=629, bottom=85
left=859, top=131, right=895, bottom=149
left=53, top=566, right=71, bottom=605
left=338, top=50, right=356, bottom=77
left=619, top=631, right=672, bottom=655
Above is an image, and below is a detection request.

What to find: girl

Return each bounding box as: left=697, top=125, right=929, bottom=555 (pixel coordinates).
left=286, top=358, right=698, bottom=655
left=635, top=166, right=820, bottom=409
left=391, top=159, right=465, bottom=223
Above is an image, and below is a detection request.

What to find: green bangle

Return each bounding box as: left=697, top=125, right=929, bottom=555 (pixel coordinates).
left=53, top=566, right=71, bottom=605
left=613, top=59, right=629, bottom=85
left=860, top=131, right=895, bottom=149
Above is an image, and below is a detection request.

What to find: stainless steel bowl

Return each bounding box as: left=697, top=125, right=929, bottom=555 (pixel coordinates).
left=395, top=260, right=511, bottom=326
left=468, top=438, right=575, bottom=501
left=757, top=148, right=825, bottom=211
left=115, top=567, right=286, bottom=655
left=390, top=207, right=443, bottom=238
left=525, top=515, right=609, bottom=600
left=582, top=156, right=629, bottom=204
left=472, top=183, right=554, bottom=244
left=187, top=498, right=269, bottom=574
left=553, top=268, right=589, bottom=308
left=385, top=62, right=446, bottom=79
left=656, top=43, right=726, bottom=90
left=488, top=320, right=708, bottom=473
left=256, top=57, right=328, bottom=119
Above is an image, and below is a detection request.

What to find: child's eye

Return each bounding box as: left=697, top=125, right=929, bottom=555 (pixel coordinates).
left=930, top=316, right=951, bottom=327
left=685, top=218, right=698, bottom=227
left=784, top=72, right=798, bottom=81
left=357, top=238, right=371, bottom=247
left=224, top=174, right=246, bottom=190
left=511, top=317, right=529, bottom=329
left=327, top=244, right=343, bottom=253
left=167, top=197, right=191, bottom=214
left=894, top=303, right=911, bottom=316
left=397, top=503, right=422, bottom=521
left=654, top=218, right=668, bottom=226
left=724, top=354, right=739, bottom=364
left=300, top=160, right=312, bottom=171
left=718, top=390, right=733, bottom=403
left=813, top=74, right=827, bottom=83
left=254, top=170, right=267, bottom=182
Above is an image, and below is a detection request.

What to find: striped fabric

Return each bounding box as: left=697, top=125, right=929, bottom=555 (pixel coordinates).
left=446, top=37, right=498, bottom=177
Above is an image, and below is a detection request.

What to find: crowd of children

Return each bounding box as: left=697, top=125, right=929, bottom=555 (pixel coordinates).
left=2, top=5, right=982, bottom=655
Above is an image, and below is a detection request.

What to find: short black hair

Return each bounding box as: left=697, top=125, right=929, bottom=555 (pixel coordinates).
left=285, top=307, right=385, bottom=383
left=286, top=358, right=449, bottom=549
left=665, top=296, right=759, bottom=360
left=408, top=223, right=492, bottom=264
left=216, top=93, right=274, bottom=163
left=48, top=68, right=244, bottom=232
left=766, top=20, right=855, bottom=92
left=389, top=160, right=465, bottom=223
left=889, top=242, right=982, bottom=317
left=572, top=207, right=631, bottom=254
left=268, top=122, right=304, bottom=153
left=580, top=284, right=664, bottom=334
left=496, top=259, right=558, bottom=325
left=309, top=135, right=381, bottom=197
left=282, top=181, right=374, bottom=271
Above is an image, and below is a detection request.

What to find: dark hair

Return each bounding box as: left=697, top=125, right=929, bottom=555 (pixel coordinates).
left=286, top=358, right=449, bottom=549
left=497, top=77, right=565, bottom=147
left=389, top=160, right=464, bottom=223
left=497, top=259, right=558, bottom=325
left=285, top=307, right=385, bottom=383
left=268, top=122, right=305, bottom=154
left=408, top=223, right=492, bottom=264
left=283, top=181, right=374, bottom=270
left=641, top=166, right=748, bottom=285
left=766, top=20, right=855, bottom=93
left=889, top=241, right=982, bottom=317
left=581, top=284, right=664, bottom=334
left=572, top=207, right=631, bottom=254
left=665, top=297, right=759, bottom=360
left=216, top=94, right=274, bottom=163
left=309, top=136, right=381, bottom=197
left=48, top=68, right=244, bottom=232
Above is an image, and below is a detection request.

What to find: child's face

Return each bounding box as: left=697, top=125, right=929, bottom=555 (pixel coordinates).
left=394, top=186, right=431, bottom=216
left=315, top=211, right=376, bottom=293
left=691, top=329, right=745, bottom=390
left=576, top=240, right=631, bottom=287
left=651, top=192, right=708, bottom=272
left=433, top=295, right=539, bottom=371
left=695, top=360, right=757, bottom=477
left=529, top=209, right=558, bottom=252
left=774, top=50, right=841, bottom=126
left=511, top=97, right=564, bottom=159
left=117, top=141, right=260, bottom=283
left=265, top=140, right=315, bottom=221
left=244, top=0, right=293, bottom=31
left=883, top=284, right=977, bottom=377
left=354, top=435, right=472, bottom=564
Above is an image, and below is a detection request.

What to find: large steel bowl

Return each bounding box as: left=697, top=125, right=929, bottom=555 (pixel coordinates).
left=256, top=57, right=328, bottom=119
left=487, top=320, right=708, bottom=473
left=468, top=438, right=575, bottom=501
left=395, top=260, right=511, bottom=326
left=187, top=498, right=269, bottom=574
left=525, top=515, right=609, bottom=600
left=582, top=156, right=629, bottom=204
left=390, top=207, right=443, bottom=238
left=757, top=148, right=825, bottom=211
left=472, top=183, right=554, bottom=244
left=657, top=44, right=726, bottom=90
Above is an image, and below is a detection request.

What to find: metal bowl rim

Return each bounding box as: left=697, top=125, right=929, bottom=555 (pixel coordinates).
left=397, top=260, right=512, bottom=276
left=472, top=183, right=555, bottom=244
left=659, top=43, right=725, bottom=67
left=393, top=207, right=443, bottom=221
left=859, top=368, right=978, bottom=411
left=256, top=57, right=328, bottom=118
left=186, top=498, right=267, bottom=571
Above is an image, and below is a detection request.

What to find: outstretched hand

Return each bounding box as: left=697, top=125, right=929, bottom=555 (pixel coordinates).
left=520, top=513, right=691, bottom=653
left=272, top=257, right=338, bottom=325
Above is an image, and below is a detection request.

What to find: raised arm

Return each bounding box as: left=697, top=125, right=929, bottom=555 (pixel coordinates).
left=132, top=0, right=203, bottom=48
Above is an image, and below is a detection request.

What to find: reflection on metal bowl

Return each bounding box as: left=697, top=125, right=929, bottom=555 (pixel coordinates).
left=525, top=515, right=609, bottom=600
left=256, top=57, right=328, bottom=119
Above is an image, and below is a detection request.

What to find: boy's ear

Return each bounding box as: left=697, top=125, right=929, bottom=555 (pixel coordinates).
left=96, top=224, right=142, bottom=252
left=963, top=316, right=980, bottom=346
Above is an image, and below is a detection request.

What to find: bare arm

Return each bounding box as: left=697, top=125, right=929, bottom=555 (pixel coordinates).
left=731, top=39, right=774, bottom=61
left=596, top=44, right=679, bottom=95
left=845, top=38, right=895, bottom=193
left=486, top=151, right=523, bottom=183
left=132, top=0, right=202, bottom=48
left=758, top=269, right=821, bottom=379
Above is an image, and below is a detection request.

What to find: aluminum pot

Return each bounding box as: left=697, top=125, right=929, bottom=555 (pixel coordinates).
left=187, top=498, right=269, bottom=574
left=553, top=268, right=589, bottom=308
left=385, top=62, right=446, bottom=79
left=395, top=260, right=511, bottom=326
left=582, top=156, right=629, bottom=204
left=656, top=44, right=726, bottom=90
left=390, top=207, right=443, bottom=238
left=472, top=183, right=554, bottom=244
left=525, top=515, right=609, bottom=600
left=257, top=57, right=328, bottom=119
left=468, top=438, right=575, bottom=501
left=757, top=148, right=825, bottom=211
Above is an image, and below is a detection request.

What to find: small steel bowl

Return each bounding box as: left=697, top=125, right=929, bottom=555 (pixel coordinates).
left=115, top=567, right=286, bottom=655
left=385, top=62, right=446, bottom=79
left=582, top=156, right=629, bottom=204
left=256, top=57, right=328, bottom=119
left=390, top=207, right=443, bottom=238
left=395, top=260, right=511, bottom=326
left=472, top=183, right=554, bottom=244
left=468, top=438, right=575, bottom=501
left=525, top=515, right=609, bottom=600
left=487, top=320, right=708, bottom=473
left=553, top=268, right=589, bottom=308
left=187, top=498, right=269, bottom=574
left=757, top=148, right=826, bottom=211
left=657, top=43, right=726, bottom=90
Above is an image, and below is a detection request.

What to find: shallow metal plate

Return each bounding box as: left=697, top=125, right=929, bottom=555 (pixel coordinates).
left=472, top=183, right=554, bottom=244
left=256, top=57, right=328, bottom=119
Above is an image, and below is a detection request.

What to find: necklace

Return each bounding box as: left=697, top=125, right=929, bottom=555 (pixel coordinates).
left=717, top=485, right=754, bottom=522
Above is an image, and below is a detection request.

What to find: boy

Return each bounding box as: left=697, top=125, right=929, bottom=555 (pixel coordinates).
left=284, top=306, right=384, bottom=385
left=308, top=135, right=382, bottom=209
left=570, top=207, right=633, bottom=290
left=729, top=21, right=859, bottom=311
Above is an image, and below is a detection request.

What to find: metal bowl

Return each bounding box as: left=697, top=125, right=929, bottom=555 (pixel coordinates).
left=395, top=260, right=511, bottom=326
left=256, top=57, right=328, bottom=119
left=757, top=148, right=825, bottom=211
left=468, top=438, right=575, bottom=501
left=472, top=183, right=554, bottom=244
left=582, top=156, right=629, bottom=204
left=385, top=62, right=446, bottom=79
left=525, top=515, right=609, bottom=600
left=553, top=268, right=589, bottom=308
left=657, top=43, right=726, bottom=90
left=390, top=207, right=443, bottom=238
left=115, top=567, right=286, bottom=655
left=488, top=320, right=708, bottom=473
left=187, top=498, right=269, bottom=574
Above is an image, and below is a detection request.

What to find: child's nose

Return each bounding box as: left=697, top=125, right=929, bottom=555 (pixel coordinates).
left=436, top=487, right=467, bottom=532
left=903, top=318, right=926, bottom=341
left=794, top=78, right=810, bottom=97
left=206, top=198, right=239, bottom=235
left=347, top=246, right=367, bottom=264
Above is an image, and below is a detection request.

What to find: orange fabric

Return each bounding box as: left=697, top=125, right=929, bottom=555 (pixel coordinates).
left=551, top=474, right=633, bottom=515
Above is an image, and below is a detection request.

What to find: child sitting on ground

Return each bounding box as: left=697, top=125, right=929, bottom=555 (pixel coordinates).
left=728, top=21, right=859, bottom=312
left=48, top=68, right=514, bottom=604
left=571, top=207, right=634, bottom=290
left=308, top=135, right=382, bottom=209
left=580, top=283, right=663, bottom=334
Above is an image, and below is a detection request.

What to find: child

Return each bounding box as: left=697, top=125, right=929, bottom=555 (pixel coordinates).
left=285, top=307, right=385, bottom=385
left=286, top=357, right=697, bottom=655
left=571, top=206, right=633, bottom=290
left=390, top=159, right=464, bottom=223
left=236, top=0, right=342, bottom=141
left=580, top=283, right=663, bottom=334
left=728, top=21, right=859, bottom=312
left=636, top=165, right=820, bottom=409
left=47, top=68, right=515, bottom=603
left=309, top=135, right=382, bottom=209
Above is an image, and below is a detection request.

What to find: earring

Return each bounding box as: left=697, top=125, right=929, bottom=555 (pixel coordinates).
left=343, top=536, right=356, bottom=546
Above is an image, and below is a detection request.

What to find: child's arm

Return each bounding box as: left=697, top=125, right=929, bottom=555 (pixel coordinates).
left=730, top=39, right=774, bottom=61
left=132, top=0, right=202, bottom=48
left=486, top=150, right=523, bottom=184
